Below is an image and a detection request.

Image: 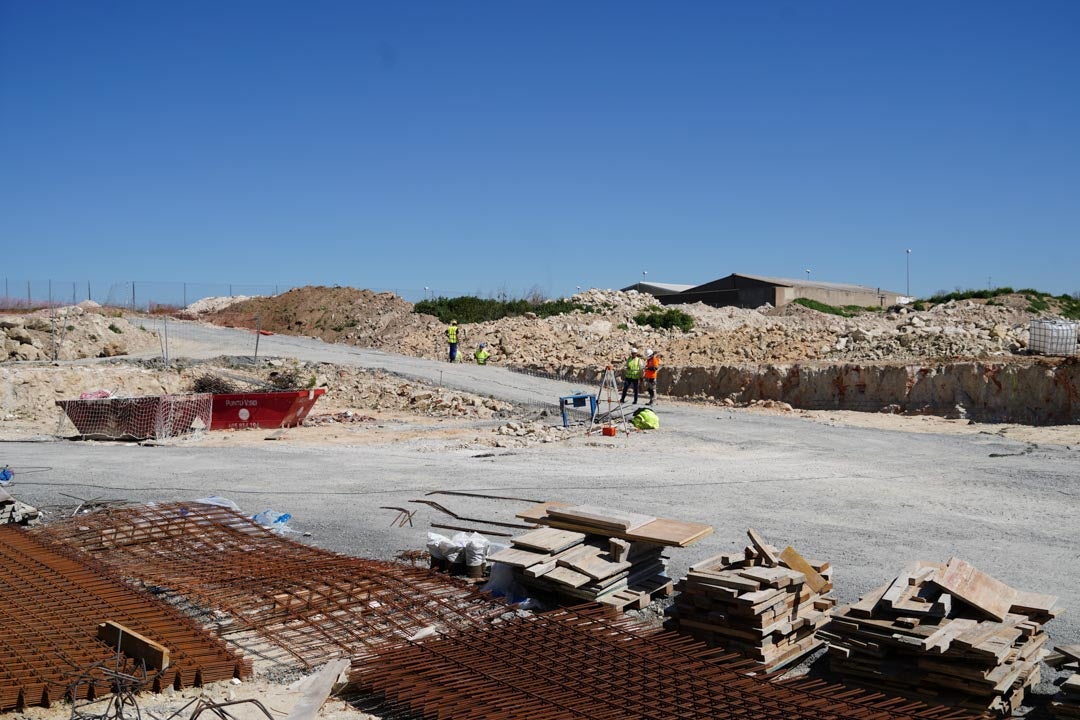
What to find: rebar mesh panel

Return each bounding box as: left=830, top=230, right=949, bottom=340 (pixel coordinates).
left=353, top=605, right=978, bottom=720
left=33, top=503, right=508, bottom=669
left=0, top=526, right=247, bottom=711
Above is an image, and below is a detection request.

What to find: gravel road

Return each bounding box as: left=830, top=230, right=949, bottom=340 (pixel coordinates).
left=9, top=320, right=1079, bottom=648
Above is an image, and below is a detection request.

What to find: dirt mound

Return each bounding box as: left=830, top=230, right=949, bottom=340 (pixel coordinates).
left=206, top=286, right=442, bottom=354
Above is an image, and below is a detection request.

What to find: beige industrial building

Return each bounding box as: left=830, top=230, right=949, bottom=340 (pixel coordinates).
left=631, top=274, right=902, bottom=309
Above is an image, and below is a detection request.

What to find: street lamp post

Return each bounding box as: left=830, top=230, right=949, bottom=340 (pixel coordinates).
left=804, top=269, right=811, bottom=281
left=906, top=249, right=911, bottom=297
left=642, top=270, right=648, bottom=283
left=424, top=286, right=430, bottom=300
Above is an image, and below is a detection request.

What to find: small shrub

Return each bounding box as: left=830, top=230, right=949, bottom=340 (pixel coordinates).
left=912, top=301, right=927, bottom=312
left=65, top=325, right=75, bottom=331
left=616, top=322, right=629, bottom=330
left=633, top=307, right=694, bottom=332
left=108, top=323, right=123, bottom=334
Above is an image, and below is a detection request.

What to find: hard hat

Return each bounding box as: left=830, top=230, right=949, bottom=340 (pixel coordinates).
left=645, top=348, right=654, bottom=356
left=631, top=347, right=640, bottom=355
left=451, top=319, right=457, bottom=324
left=479, top=342, right=487, bottom=348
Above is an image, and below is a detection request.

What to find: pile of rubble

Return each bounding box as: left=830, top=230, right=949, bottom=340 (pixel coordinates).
left=189, top=285, right=1070, bottom=369
left=672, top=528, right=835, bottom=670
left=821, top=557, right=1059, bottom=715
left=0, top=306, right=157, bottom=361
left=180, top=294, right=262, bottom=315
left=493, top=420, right=573, bottom=447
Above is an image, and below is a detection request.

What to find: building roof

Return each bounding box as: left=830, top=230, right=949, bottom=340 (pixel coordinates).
left=718, top=273, right=896, bottom=294
left=620, top=282, right=696, bottom=294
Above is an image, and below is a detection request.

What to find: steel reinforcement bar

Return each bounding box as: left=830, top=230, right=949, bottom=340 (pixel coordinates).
left=352, top=605, right=979, bottom=720
left=0, top=526, right=247, bottom=711
left=32, top=503, right=509, bottom=669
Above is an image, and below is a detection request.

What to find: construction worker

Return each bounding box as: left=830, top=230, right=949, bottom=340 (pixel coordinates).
left=620, top=348, right=645, bottom=404
left=446, top=320, right=459, bottom=362
left=474, top=342, right=490, bottom=365
left=643, top=348, right=662, bottom=406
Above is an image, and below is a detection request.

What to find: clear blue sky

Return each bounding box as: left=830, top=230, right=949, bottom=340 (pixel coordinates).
left=2, top=1, right=1078, bottom=302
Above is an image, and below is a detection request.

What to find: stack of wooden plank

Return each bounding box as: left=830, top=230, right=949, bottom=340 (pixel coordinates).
left=671, top=528, right=835, bottom=670
left=489, top=503, right=713, bottom=610
left=1048, top=645, right=1080, bottom=719
left=821, top=557, right=1060, bottom=716
left=517, top=502, right=713, bottom=548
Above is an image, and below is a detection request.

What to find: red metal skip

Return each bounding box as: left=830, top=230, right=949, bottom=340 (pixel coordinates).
left=210, top=389, right=326, bottom=430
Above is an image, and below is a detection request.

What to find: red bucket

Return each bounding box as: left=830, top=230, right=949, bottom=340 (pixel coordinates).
left=601, top=426, right=617, bottom=437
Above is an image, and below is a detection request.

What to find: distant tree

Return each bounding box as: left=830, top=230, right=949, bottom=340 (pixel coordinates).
left=525, top=284, right=547, bottom=305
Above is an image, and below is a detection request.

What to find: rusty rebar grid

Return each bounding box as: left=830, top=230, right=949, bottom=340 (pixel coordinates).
left=33, top=503, right=509, bottom=671
left=352, top=605, right=980, bottom=720
left=0, top=526, right=247, bottom=712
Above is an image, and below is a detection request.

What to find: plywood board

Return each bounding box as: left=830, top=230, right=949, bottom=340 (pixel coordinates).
left=561, top=551, right=632, bottom=582
left=625, top=518, right=712, bottom=547
left=931, top=556, right=1017, bottom=621
left=516, top=501, right=572, bottom=523
left=1010, top=589, right=1059, bottom=615
left=512, top=527, right=586, bottom=554
left=546, top=505, right=656, bottom=533
left=543, top=566, right=592, bottom=589
left=487, top=546, right=551, bottom=569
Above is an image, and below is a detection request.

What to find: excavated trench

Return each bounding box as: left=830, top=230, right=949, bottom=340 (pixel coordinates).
left=555, top=357, right=1080, bottom=425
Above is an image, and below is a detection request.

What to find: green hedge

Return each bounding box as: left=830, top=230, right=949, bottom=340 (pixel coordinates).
left=413, top=296, right=587, bottom=324
left=633, top=307, right=694, bottom=332
left=791, top=298, right=881, bottom=317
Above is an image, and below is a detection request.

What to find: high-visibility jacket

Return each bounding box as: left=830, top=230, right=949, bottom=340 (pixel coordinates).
left=644, top=355, right=661, bottom=380
left=624, top=356, right=645, bottom=380
left=474, top=348, right=490, bottom=365
left=446, top=325, right=458, bottom=344
left=632, top=408, right=660, bottom=430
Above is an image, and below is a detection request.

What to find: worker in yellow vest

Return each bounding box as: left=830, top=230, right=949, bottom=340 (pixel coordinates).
left=445, top=320, right=459, bottom=362
left=474, top=342, right=490, bottom=365
left=620, top=348, right=645, bottom=404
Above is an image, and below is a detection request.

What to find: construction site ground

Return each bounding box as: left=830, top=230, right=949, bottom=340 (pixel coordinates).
left=2, top=310, right=1079, bottom=717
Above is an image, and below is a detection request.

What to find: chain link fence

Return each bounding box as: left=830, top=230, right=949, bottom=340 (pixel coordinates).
left=0, top=278, right=489, bottom=311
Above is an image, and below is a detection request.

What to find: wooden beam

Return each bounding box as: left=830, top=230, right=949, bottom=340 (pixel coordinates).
left=97, top=621, right=170, bottom=671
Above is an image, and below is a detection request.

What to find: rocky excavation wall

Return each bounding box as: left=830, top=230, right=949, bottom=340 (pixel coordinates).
left=553, top=360, right=1080, bottom=425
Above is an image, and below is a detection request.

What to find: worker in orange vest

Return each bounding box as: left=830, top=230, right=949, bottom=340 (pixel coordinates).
left=643, top=348, right=662, bottom=406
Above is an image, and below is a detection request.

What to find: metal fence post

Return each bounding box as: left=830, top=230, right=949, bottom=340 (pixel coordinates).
left=132, top=282, right=136, bottom=312
left=254, top=314, right=262, bottom=361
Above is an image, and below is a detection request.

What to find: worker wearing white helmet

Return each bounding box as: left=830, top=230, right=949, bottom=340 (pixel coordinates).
left=644, top=348, right=662, bottom=406
left=620, top=348, right=645, bottom=404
